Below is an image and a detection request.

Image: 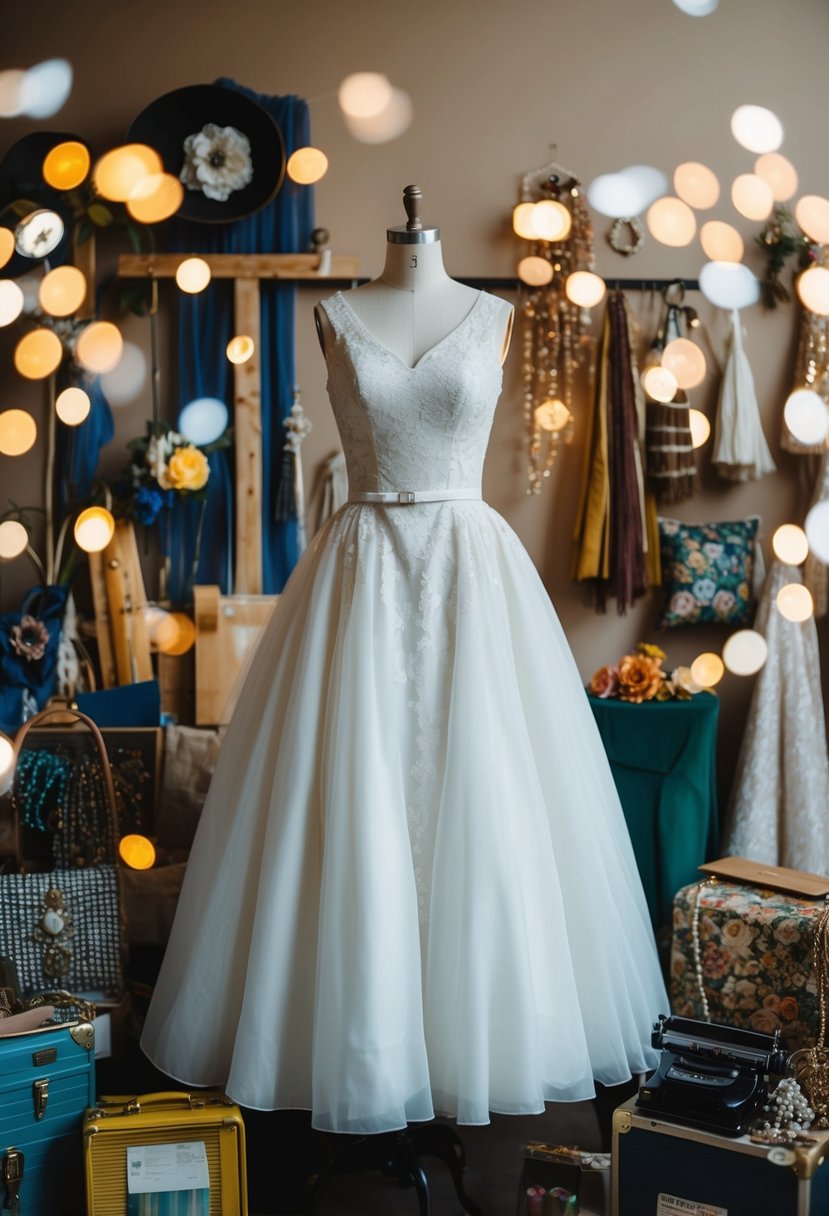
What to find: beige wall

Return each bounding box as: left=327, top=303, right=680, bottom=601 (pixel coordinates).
left=3, top=0, right=829, bottom=806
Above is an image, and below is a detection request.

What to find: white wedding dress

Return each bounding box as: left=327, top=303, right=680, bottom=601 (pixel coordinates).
left=141, top=288, right=667, bottom=1133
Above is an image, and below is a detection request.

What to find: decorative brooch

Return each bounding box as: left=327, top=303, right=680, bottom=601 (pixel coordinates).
left=10, top=615, right=50, bottom=662
left=33, top=887, right=73, bottom=979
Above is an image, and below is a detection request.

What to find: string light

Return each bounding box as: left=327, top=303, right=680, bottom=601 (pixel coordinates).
left=730, top=105, right=784, bottom=154
left=776, top=582, right=814, bottom=623
left=642, top=365, right=678, bottom=403
left=226, top=335, right=255, bottom=364
left=754, top=153, right=798, bottom=202
left=118, top=834, right=156, bottom=870
left=688, top=409, right=711, bottom=448
left=73, top=506, right=115, bottom=553
left=76, top=321, right=124, bottom=373
left=700, top=221, right=744, bottom=263
left=0, top=280, right=24, bottom=326
left=14, top=329, right=63, bottom=379
left=662, top=338, right=707, bottom=389
left=795, top=196, right=829, bottom=246
left=783, top=388, right=828, bottom=446
left=0, top=410, right=37, bottom=456
left=0, top=520, right=28, bottom=559
left=39, top=266, right=86, bottom=317
left=56, top=387, right=91, bottom=426
left=175, top=257, right=211, bottom=294
left=565, top=271, right=605, bottom=308
left=699, top=262, right=760, bottom=311
left=127, top=174, right=184, bottom=223
left=772, top=524, right=809, bottom=565
left=731, top=174, right=773, bottom=221
left=93, top=144, right=163, bottom=202
left=797, top=267, right=829, bottom=318
left=43, top=140, right=90, bottom=190
left=286, top=147, right=329, bottom=185
left=674, top=163, right=720, bottom=210
left=647, top=197, right=696, bottom=247
left=690, top=653, right=724, bottom=688
left=722, top=630, right=768, bottom=676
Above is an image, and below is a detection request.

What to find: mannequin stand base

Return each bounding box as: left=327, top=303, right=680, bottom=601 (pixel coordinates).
left=309, top=1122, right=482, bottom=1215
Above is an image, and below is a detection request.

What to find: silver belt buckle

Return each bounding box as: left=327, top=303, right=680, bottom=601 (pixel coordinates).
left=398, top=491, right=416, bottom=504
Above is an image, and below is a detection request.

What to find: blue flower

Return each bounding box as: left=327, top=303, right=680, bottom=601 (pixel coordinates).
left=134, top=485, right=165, bottom=525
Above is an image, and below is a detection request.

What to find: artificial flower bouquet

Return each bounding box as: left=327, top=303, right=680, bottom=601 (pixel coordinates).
left=588, top=642, right=708, bottom=704
left=117, top=421, right=229, bottom=525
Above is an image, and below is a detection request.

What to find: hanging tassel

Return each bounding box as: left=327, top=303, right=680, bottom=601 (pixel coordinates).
left=646, top=398, right=697, bottom=503
left=273, top=444, right=297, bottom=524
left=713, top=309, right=776, bottom=482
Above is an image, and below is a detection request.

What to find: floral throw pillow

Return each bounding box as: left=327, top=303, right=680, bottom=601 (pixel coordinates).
left=657, top=516, right=760, bottom=628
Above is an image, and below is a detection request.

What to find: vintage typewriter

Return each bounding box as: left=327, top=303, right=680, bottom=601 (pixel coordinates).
left=637, top=1014, right=789, bottom=1136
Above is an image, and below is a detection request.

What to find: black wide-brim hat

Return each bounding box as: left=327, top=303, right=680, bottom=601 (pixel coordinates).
left=128, top=83, right=285, bottom=223
left=0, top=131, right=83, bottom=276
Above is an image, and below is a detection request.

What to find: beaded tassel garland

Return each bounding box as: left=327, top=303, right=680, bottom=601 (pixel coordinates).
left=515, top=154, right=598, bottom=493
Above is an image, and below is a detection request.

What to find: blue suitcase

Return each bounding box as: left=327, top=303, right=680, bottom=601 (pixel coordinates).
left=0, top=1017, right=95, bottom=1215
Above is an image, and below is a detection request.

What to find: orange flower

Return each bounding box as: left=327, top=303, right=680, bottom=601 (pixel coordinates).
left=617, top=653, right=663, bottom=703
left=588, top=664, right=619, bottom=699
left=778, top=996, right=799, bottom=1021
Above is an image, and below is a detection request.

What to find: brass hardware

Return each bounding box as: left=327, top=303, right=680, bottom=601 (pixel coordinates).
left=612, top=1108, right=632, bottom=1135
left=33, top=1078, right=49, bottom=1120
left=69, top=1021, right=95, bottom=1052
left=2, top=1147, right=24, bottom=1215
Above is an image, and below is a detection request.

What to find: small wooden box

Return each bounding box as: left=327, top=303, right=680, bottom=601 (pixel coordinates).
left=613, top=1097, right=829, bottom=1216
left=193, top=586, right=277, bottom=725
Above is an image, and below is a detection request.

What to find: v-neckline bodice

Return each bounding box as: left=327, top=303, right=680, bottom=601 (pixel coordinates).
left=335, top=289, right=486, bottom=373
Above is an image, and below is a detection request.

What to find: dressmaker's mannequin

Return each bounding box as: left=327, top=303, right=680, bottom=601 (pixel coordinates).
left=315, top=184, right=513, bottom=368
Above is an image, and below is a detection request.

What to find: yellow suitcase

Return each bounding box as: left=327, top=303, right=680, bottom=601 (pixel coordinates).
left=83, top=1090, right=247, bottom=1216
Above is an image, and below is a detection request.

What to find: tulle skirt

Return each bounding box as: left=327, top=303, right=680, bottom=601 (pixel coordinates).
left=141, top=500, right=667, bottom=1133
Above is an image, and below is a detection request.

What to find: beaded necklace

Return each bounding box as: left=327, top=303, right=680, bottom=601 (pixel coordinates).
left=13, top=749, right=72, bottom=833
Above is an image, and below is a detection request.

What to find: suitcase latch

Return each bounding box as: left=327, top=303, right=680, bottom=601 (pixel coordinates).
left=33, top=1078, right=49, bottom=1121
left=2, top=1147, right=24, bottom=1214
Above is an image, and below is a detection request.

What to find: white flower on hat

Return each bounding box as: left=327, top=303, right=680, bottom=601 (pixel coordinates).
left=180, top=123, right=253, bottom=202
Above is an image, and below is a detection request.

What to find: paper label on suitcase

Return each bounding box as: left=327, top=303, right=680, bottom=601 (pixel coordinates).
left=657, top=1195, right=727, bottom=1216
left=127, top=1141, right=209, bottom=1214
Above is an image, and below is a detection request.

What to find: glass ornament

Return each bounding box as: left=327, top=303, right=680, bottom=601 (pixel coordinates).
left=699, top=261, right=760, bottom=310
left=662, top=338, right=707, bottom=389
left=55, top=387, right=91, bottom=426
left=700, top=220, right=744, bottom=263
left=178, top=397, right=228, bottom=445
left=76, top=321, right=123, bottom=373
left=287, top=147, right=329, bottom=185
left=43, top=140, right=90, bottom=190
left=227, top=334, right=255, bottom=364
left=14, top=328, right=63, bottom=379
left=517, top=256, right=553, bottom=287
left=731, top=174, right=773, bottom=221
left=772, top=523, right=809, bottom=566
left=776, top=582, right=813, bottom=623
left=15, top=209, right=64, bottom=258
left=642, top=365, right=678, bottom=403
left=688, top=408, right=711, bottom=448
left=73, top=506, right=115, bottom=554
left=0, top=520, right=28, bottom=559
left=783, top=388, right=828, bottom=446
left=0, top=280, right=24, bottom=326
left=175, top=257, right=211, bottom=294
left=730, top=105, right=784, bottom=154
left=565, top=271, right=605, bottom=308
left=646, top=197, right=696, bottom=247
left=754, top=153, right=798, bottom=202
left=0, top=409, right=37, bottom=456
left=118, top=834, right=156, bottom=870
left=127, top=173, right=184, bottom=223
left=797, top=267, right=829, bottom=317
left=39, top=266, right=86, bottom=317
left=795, top=196, right=829, bottom=246
left=722, top=629, right=768, bottom=676
left=690, top=652, right=724, bottom=688
left=805, top=501, right=829, bottom=564
left=674, top=162, right=720, bottom=210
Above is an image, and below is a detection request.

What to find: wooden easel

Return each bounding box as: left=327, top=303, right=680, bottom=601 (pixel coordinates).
left=117, top=252, right=357, bottom=594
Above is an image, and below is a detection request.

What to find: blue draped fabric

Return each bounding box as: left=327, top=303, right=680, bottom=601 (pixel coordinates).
left=168, top=82, right=314, bottom=602
left=56, top=375, right=115, bottom=515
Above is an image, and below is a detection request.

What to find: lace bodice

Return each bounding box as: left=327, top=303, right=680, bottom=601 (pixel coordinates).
left=320, top=290, right=510, bottom=494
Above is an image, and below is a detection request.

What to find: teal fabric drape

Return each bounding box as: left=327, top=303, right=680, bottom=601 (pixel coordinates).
left=588, top=693, right=720, bottom=930
left=169, top=81, right=314, bottom=602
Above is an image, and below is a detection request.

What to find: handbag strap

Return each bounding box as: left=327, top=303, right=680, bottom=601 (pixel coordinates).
left=12, top=706, right=119, bottom=865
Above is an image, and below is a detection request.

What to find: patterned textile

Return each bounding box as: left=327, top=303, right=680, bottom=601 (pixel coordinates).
left=0, top=865, right=123, bottom=999
left=671, top=879, right=822, bottom=1052
left=657, top=516, right=759, bottom=628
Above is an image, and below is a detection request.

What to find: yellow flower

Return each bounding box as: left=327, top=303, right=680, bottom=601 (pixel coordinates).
left=165, top=444, right=210, bottom=492
left=638, top=642, right=666, bottom=663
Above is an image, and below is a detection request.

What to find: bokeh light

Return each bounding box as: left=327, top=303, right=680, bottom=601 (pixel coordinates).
left=700, top=221, right=744, bottom=263
left=776, top=582, right=814, bottom=623
left=73, top=506, right=115, bottom=553
left=647, top=197, right=696, bottom=246
left=722, top=630, right=768, bottom=676
left=14, top=328, right=63, bottom=379
left=690, top=652, right=724, bottom=688
left=674, top=163, right=720, bottom=210
left=772, top=523, right=809, bottom=566
left=55, top=386, right=91, bottom=426
left=0, top=410, right=37, bottom=456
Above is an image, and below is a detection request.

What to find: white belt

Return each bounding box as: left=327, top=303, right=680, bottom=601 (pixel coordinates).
left=349, top=488, right=482, bottom=505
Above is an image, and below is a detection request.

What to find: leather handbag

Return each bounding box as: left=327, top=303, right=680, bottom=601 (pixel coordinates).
left=0, top=707, right=125, bottom=1002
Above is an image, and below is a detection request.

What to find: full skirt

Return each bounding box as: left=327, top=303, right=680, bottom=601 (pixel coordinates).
left=141, top=501, right=667, bottom=1133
